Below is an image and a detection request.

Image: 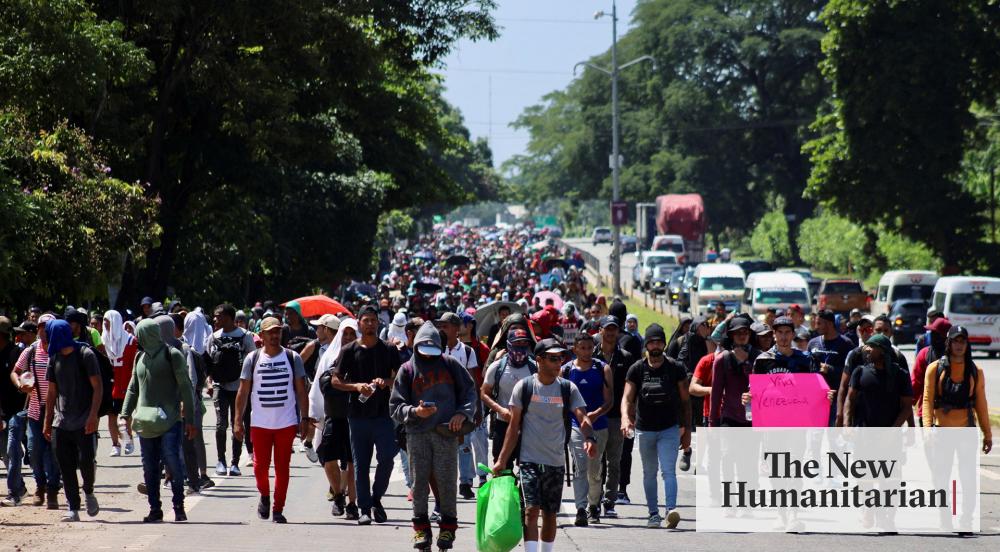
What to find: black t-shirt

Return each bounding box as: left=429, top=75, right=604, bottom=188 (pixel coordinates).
left=848, top=364, right=913, bottom=427
left=626, top=357, right=686, bottom=432
left=618, top=333, right=642, bottom=361
left=596, top=344, right=633, bottom=419
left=0, top=343, right=22, bottom=419
left=334, top=339, right=401, bottom=419
left=46, top=347, right=101, bottom=431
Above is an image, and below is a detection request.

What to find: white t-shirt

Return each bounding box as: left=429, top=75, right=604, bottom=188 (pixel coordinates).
left=240, top=349, right=305, bottom=430
left=445, top=342, right=477, bottom=371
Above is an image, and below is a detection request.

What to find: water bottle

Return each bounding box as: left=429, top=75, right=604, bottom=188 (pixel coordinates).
left=19, top=371, right=34, bottom=388
left=156, top=407, right=168, bottom=420
left=357, top=382, right=378, bottom=404
left=744, top=389, right=753, bottom=423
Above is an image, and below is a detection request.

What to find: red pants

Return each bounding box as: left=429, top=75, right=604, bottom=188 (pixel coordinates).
left=250, top=425, right=297, bottom=512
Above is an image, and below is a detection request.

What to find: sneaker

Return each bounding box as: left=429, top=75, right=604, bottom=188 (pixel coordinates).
left=143, top=509, right=163, bottom=523
left=616, top=491, right=631, bottom=505
left=85, top=493, right=99, bottom=517
left=215, top=461, right=227, bottom=476
left=602, top=499, right=617, bottom=518
left=666, top=509, right=681, bottom=529
left=407, top=488, right=413, bottom=502
left=62, top=510, right=81, bottom=522
left=436, top=530, right=456, bottom=550
left=459, top=483, right=474, bottom=500
left=109, top=445, right=121, bottom=457
left=272, top=511, right=287, bottom=524
left=31, top=486, right=46, bottom=507
left=258, top=496, right=270, bottom=520
left=46, top=489, right=59, bottom=510
left=373, top=500, right=387, bottom=523
left=229, top=464, right=242, bottom=477
left=137, top=482, right=147, bottom=495
left=331, top=494, right=345, bottom=517
left=679, top=449, right=692, bottom=472
left=574, top=508, right=588, bottom=527
left=345, top=503, right=360, bottom=521
left=358, top=511, right=372, bottom=526
left=245, top=455, right=255, bottom=468
left=413, top=528, right=433, bottom=549
left=123, top=440, right=135, bottom=455
left=174, top=506, right=187, bottom=522
left=647, top=514, right=663, bottom=528
left=186, top=486, right=201, bottom=496
left=1, top=487, right=26, bottom=507
left=588, top=505, right=600, bottom=524
left=200, top=476, right=216, bottom=490
left=304, top=442, right=319, bottom=464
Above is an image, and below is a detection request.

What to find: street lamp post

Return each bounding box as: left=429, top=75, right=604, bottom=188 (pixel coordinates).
left=575, top=0, right=655, bottom=297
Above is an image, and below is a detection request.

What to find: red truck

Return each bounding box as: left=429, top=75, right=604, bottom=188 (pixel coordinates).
left=653, top=194, right=706, bottom=264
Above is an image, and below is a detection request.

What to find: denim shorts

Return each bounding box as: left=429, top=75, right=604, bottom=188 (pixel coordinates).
left=519, top=462, right=565, bottom=514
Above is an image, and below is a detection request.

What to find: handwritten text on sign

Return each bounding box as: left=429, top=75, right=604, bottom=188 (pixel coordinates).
left=750, top=373, right=830, bottom=427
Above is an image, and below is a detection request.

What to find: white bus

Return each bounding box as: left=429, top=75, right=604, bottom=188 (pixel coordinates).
left=930, top=276, right=1000, bottom=356
left=871, top=270, right=939, bottom=315
left=690, top=263, right=746, bottom=315
left=743, top=272, right=811, bottom=317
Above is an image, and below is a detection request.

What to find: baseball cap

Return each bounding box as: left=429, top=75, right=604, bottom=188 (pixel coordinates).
left=600, top=315, right=620, bottom=329
left=0, top=316, right=11, bottom=334
left=13, top=321, right=37, bottom=334
left=924, top=317, right=952, bottom=336
left=772, top=316, right=795, bottom=330
left=310, top=314, right=341, bottom=331
left=788, top=304, right=803, bottom=313
left=140, top=296, right=154, bottom=306
left=534, top=338, right=567, bottom=357
left=947, top=325, right=968, bottom=340
left=751, top=322, right=773, bottom=336
left=726, top=317, right=751, bottom=334
left=436, top=312, right=461, bottom=326
left=507, top=328, right=531, bottom=344
left=260, top=317, right=282, bottom=333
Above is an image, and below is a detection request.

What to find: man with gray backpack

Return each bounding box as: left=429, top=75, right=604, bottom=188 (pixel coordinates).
left=479, top=328, right=536, bottom=467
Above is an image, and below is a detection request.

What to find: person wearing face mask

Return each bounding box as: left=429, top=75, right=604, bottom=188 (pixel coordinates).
left=480, top=329, right=537, bottom=467
left=911, top=317, right=951, bottom=426
left=709, top=317, right=760, bottom=428
left=390, top=321, right=477, bottom=551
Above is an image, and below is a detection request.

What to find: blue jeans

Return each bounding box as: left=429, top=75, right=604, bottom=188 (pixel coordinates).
left=26, top=416, right=60, bottom=491
left=637, top=426, right=680, bottom=515
left=140, top=422, right=186, bottom=511
left=4, top=411, right=27, bottom=497
left=348, top=417, right=398, bottom=511
left=458, top=421, right=488, bottom=484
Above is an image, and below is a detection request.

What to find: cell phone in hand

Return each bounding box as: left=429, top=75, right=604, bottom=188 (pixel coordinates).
left=422, top=401, right=437, bottom=408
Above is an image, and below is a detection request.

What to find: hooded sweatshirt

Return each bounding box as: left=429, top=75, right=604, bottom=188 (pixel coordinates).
left=390, top=322, right=476, bottom=435
left=121, top=319, right=196, bottom=438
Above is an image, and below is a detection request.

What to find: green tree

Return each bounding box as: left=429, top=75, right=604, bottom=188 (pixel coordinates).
left=796, top=212, right=869, bottom=274
left=750, top=209, right=792, bottom=265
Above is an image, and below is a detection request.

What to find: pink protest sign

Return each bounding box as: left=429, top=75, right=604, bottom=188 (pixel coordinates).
left=750, top=373, right=830, bottom=427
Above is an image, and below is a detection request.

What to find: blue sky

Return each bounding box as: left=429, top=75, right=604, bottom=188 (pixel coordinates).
left=437, top=0, right=639, bottom=169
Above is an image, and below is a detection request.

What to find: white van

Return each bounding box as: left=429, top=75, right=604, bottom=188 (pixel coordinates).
left=690, top=263, right=746, bottom=315
left=743, top=271, right=811, bottom=316
left=650, top=234, right=687, bottom=264
left=930, top=276, right=1000, bottom=356
left=871, top=270, right=939, bottom=315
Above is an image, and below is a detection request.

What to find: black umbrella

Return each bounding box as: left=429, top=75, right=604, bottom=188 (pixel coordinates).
left=445, top=254, right=472, bottom=267
left=414, top=282, right=442, bottom=293
left=543, top=258, right=570, bottom=271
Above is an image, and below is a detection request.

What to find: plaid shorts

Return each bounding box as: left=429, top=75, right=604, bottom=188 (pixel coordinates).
left=519, top=462, right=565, bottom=514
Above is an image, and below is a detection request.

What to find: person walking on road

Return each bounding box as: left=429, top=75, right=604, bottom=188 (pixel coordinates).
left=593, top=316, right=634, bottom=514
left=480, top=328, right=537, bottom=467
left=42, top=319, right=101, bottom=522
left=922, top=325, right=992, bottom=452
left=437, top=312, right=483, bottom=499
left=207, top=304, right=257, bottom=477
left=493, top=338, right=596, bottom=552
left=911, top=317, right=951, bottom=426
left=621, top=323, right=691, bottom=529
left=101, top=310, right=137, bottom=458
left=563, top=336, right=612, bottom=527
left=234, top=317, right=310, bottom=524
left=121, top=319, right=197, bottom=523
left=391, top=321, right=477, bottom=551
left=844, top=334, right=913, bottom=428
left=331, top=305, right=402, bottom=525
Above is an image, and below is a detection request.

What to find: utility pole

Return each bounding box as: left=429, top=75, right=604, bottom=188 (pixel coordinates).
left=576, top=0, right=655, bottom=297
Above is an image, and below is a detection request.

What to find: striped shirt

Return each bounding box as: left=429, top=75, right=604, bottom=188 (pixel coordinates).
left=14, top=343, right=50, bottom=420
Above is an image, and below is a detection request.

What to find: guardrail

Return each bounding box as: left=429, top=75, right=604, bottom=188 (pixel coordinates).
left=558, top=240, right=604, bottom=288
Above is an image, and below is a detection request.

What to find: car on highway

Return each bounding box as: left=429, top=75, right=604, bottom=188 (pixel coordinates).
left=931, top=276, right=1000, bottom=357
left=592, top=227, right=612, bottom=245
left=650, top=264, right=674, bottom=295
left=632, top=251, right=681, bottom=291
left=888, top=299, right=927, bottom=346
left=871, top=270, right=938, bottom=315
left=689, top=263, right=746, bottom=315
left=620, top=234, right=638, bottom=252
left=778, top=267, right=822, bottom=302
left=817, top=279, right=869, bottom=314
left=737, top=259, right=775, bottom=276
left=743, top=271, right=811, bottom=316
left=668, top=269, right=690, bottom=311
left=651, top=234, right=687, bottom=263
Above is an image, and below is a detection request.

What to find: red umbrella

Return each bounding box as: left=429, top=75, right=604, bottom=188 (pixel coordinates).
left=281, top=295, right=353, bottom=318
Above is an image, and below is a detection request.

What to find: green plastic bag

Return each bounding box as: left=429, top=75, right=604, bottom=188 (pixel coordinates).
left=476, top=464, right=523, bottom=552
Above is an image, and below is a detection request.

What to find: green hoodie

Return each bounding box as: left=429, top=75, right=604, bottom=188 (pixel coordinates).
left=122, top=319, right=196, bottom=438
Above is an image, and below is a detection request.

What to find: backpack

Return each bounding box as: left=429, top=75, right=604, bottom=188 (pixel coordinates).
left=207, top=332, right=246, bottom=384
left=934, top=356, right=978, bottom=426
left=490, top=356, right=538, bottom=402
left=181, top=343, right=208, bottom=393
left=519, top=376, right=574, bottom=446
left=76, top=344, right=114, bottom=417
left=287, top=337, right=319, bottom=380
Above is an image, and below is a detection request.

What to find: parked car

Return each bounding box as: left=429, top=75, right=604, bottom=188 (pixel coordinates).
left=620, top=234, right=638, bottom=252
left=632, top=251, right=681, bottom=291
left=592, top=227, right=612, bottom=245
left=888, top=299, right=927, bottom=346
left=817, top=279, right=869, bottom=314
left=778, top=267, right=822, bottom=302
left=736, top=259, right=775, bottom=276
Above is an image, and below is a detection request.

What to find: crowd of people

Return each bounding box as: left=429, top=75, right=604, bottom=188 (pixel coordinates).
left=0, top=223, right=992, bottom=548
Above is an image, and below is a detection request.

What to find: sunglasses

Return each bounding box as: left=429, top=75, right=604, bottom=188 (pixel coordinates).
left=540, top=354, right=564, bottom=362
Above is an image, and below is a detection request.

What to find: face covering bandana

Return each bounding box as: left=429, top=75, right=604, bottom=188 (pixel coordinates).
left=507, top=345, right=529, bottom=367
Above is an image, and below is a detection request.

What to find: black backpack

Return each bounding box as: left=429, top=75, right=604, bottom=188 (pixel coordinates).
left=207, top=333, right=246, bottom=384
left=934, top=356, right=978, bottom=425
left=287, top=337, right=319, bottom=380
left=76, top=344, right=114, bottom=417
left=519, top=376, right=573, bottom=446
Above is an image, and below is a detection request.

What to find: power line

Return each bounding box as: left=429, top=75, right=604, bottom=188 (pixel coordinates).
left=440, top=67, right=572, bottom=76
left=495, top=17, right=605, bottom=25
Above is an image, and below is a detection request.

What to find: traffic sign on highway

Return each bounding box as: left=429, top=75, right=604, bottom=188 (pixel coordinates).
left=611, top=200, right=628, bottom=226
